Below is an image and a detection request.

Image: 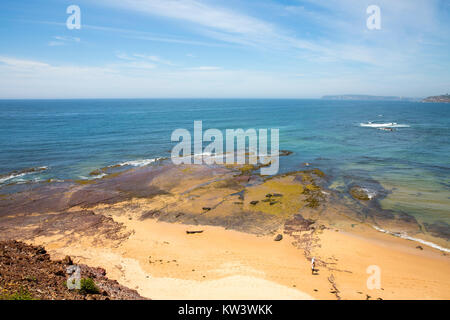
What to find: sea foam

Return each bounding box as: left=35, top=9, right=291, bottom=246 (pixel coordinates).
left=360, top=122, right=410, bottom=128
left=372, top=225, right=450, bottom=253
left=0, top=166, right=48, bottom=184
left=118, top=158, right=161, bottom=167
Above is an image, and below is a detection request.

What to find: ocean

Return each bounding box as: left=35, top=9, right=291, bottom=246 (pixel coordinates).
left=0, top=99, right=449, bottom=228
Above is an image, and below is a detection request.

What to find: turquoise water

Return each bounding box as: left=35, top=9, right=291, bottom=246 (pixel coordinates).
left=0, top=99, right=449, bottom=226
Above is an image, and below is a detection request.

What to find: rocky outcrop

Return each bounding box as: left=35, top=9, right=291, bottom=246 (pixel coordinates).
left=0, top=240, right=145, bottom=300
left=349, top=186, right=371, bottom=201
left=422, top=94, right=450, bottom=103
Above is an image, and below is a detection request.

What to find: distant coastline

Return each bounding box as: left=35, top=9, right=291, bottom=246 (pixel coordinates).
left=422, top=94, right=450, bottom=103
left=322, top=93, right=450, bottom=103
left=322, top=94, right=420, bottom=101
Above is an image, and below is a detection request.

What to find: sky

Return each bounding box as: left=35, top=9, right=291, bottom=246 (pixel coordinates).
left=0, top=0, right=449, bottom=99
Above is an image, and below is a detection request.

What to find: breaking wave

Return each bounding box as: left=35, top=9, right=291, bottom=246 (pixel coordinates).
left=372, top=225, right=450, bottom=253
left=360, top=122, right=410, bottom=128
left=118, top=158, right=161, bottom=167
left=0, top=166, right=48, bottom=184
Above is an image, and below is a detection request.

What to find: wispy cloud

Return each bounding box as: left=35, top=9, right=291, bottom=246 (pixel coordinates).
left=0, top=56, right=50, bottom=68
left=102, top=0, right=319, bottom=51
left=99, top=0, right=449, bottom=69
left=186, top=66, right=222, bottom=71
left=132, top=54, right=174, bottom=66
left=14, top=18, right=230, bottom=48
left=2, top=55, right=445, bottom=99
left=48, top=36, right=80, bottom=47
left=97, top=0, right=383, bottom=66
left=106, top=0, right=274, bottom=35
left=115, top=52, right=175, bottom=69
left=2, top=1, right=449, bottom=98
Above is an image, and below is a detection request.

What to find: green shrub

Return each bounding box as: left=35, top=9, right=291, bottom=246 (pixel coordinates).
left=0, top=288, right=34, bottom=300
left=80, top=278, right=100, bottom=294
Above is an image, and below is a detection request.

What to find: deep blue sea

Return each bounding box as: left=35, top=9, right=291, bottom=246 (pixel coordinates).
left=0, top=99, right=449, bottom=226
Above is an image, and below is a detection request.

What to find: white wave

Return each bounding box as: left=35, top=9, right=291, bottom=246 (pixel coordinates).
left=118, top=158, right=161, bottom=167
left=360, top=122, right=410, bottom=128
left=173, top=151, right=228, bottom=161
left=362, top=187, right=377, bottom=200
left=372, top=225, right=450, bottom=253
left=0, top=172, right=28, bottom=184
left=78, top=173, right=107, bottom=180
left=0, top=166, right=48, bottom=184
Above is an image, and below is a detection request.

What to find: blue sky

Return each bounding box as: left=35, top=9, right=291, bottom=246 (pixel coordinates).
left=0, top=0, right=449, bottom=98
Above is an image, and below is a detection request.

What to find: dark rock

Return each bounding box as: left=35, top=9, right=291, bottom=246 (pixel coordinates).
left=250, top=200, right=259, bottom=205
left=54, top=270, right=65, bottom=276
left=63, top=255, right=73, bottom=265
left=423, top=221, right=450, bottom=240
left=140, top=210, right=160, bottom=220
left=284, top=214, right=315, bottom=234
left=35, top=247, right=47, bottom=255
left=416, top=246, right=423, bottom=250
left=202, top=207, right=211, bottom=211
left=186, top=230, right=204, bottom=234
left=0, top=240, right=146, bottom=300
left=89, top=169, right=103, bottom=176
left=234, top=175, right=250, bottom=183
left=349, top=186, right=370, bottom=201
left=274, top=234, right=283, bottom=241
left=95, top=267, right=107, bottom=276
left=280, top=150, right=293, bottom=156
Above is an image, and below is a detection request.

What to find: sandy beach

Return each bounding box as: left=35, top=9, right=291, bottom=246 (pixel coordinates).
left=1, top=161, right=448, bottom=300
left=29, top=217, right=450, bottom=300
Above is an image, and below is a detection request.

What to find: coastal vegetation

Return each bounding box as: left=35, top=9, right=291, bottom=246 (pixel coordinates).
left=422, top=94, right=450, bottom=103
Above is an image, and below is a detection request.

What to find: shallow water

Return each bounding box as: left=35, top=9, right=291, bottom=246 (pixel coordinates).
left=0, top=99, right=449, bottom=228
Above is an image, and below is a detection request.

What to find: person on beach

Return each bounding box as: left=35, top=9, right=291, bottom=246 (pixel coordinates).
left=311, top=257, right=316, bottom=275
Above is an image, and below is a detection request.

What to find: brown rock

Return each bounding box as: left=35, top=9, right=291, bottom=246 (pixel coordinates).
left=63, top=255, right=73, bottom=265
left=274, top=234, right=283, bottom=241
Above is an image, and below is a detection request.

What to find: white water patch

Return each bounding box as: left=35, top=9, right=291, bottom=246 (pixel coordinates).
left=78, top=173, right=107, bottom=180
left=362, top=187, right=377, bottom=200
left=360, top=122, right=410, bottom=128
left=174, top=151, right=233, bottom=163
left=372, top=225, right=450, bottom=253
left=0, top=166, right=48, bottom=184
left=118, top=158, right=162, bottom=167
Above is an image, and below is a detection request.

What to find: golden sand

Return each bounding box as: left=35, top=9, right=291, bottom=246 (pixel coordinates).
left=32, top=216, right=449, bottom=300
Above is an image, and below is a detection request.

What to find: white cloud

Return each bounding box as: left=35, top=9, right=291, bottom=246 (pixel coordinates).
left=115, top=52, right=174, bottom=69
left=98, top=0, right=410, bottom=67
left=48, top=36, right=81, bottom=47
left=103, top=0, right=320, bottom=52
left=0, top=56, right=50, bottom=68
left=133, top=54, right=174, bottom=66
left=186, top=66, right=222, bottom=71
left=108, top=0, right=274, bottom=35
left=0, top=55, right=445, bottom=99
